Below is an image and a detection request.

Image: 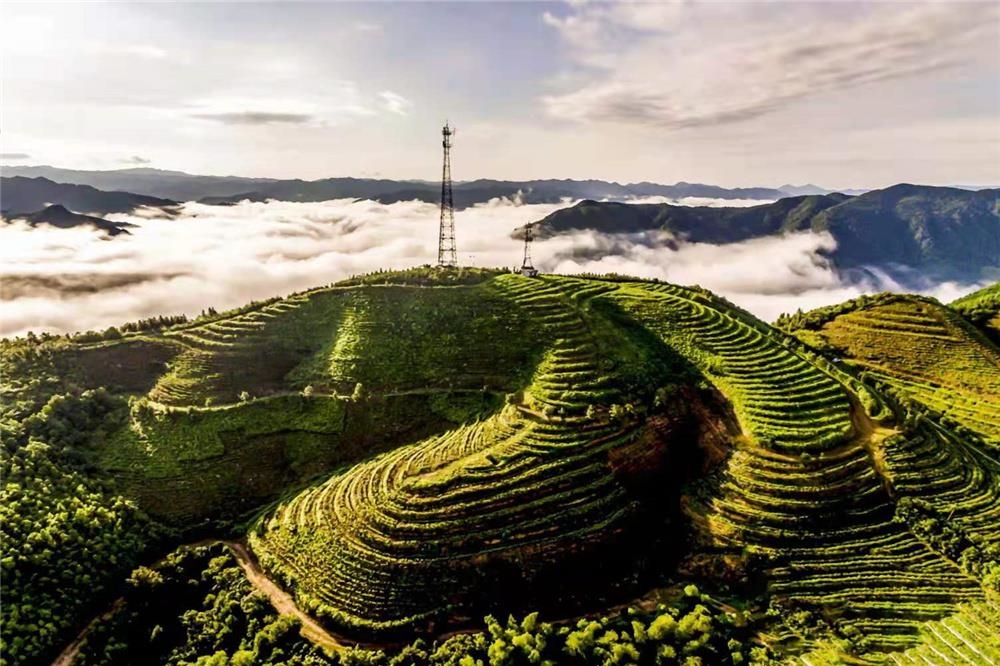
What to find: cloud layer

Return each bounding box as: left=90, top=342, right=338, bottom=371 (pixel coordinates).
left=192, top=111, right=315, bottom=125
left=543, top=3, right=997, bottom=129
left=0, top=197, right=983, bottom=338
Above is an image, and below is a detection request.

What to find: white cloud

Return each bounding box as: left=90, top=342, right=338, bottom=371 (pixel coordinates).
left=543, top=2, right=998, bottom=129
left=379, top=91, right=413, bottom=116
left=0, top=197, right=984, bottom=338
left=185, top=84, right=376, bottom=127
left=351, top=21, right=383, bottom=34
left=94, top=43, right=167, bottom=59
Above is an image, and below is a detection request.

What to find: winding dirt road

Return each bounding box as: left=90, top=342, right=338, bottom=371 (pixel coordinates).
left=226, top=541, right=346, bottom=655
left=51, top=598, right=124, bottom=666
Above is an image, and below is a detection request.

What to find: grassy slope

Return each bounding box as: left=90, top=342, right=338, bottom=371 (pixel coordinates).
left=785, top=293, right=1000, bottom=447
left=248, top=275, right=998, bottom=659
left=249, top=275, right=711, bottom=635
left=952, top=282, right=1000, bottom=345
left=5, top=272, right=1000, bottom=663
left=100, top=277, right=544, bottom=526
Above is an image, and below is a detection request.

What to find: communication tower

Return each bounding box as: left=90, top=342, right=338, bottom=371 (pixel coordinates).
left=437, top=122, right=458, bottom=267
left=520, top=223, right=539, bottom=277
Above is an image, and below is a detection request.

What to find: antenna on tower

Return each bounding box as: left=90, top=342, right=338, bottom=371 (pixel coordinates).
left=520, top=223, right=539, bottom=277
left=437, top=122, right=458, bottom=268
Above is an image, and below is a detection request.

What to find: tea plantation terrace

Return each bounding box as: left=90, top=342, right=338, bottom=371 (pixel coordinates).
left=6, top=269, right=998, bottom=664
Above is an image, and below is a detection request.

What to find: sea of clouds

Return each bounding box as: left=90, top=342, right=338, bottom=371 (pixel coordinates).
left=0, top=197, right=984, bottom=338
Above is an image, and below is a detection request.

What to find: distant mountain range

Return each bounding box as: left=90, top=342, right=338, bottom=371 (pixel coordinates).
left=776, top=183, right=869, bottom=196
left=1, top=176, right=176, bottom=216
left=4, top=165, right=812, bottom=209
left=525, top=184, right=1000, bottom=284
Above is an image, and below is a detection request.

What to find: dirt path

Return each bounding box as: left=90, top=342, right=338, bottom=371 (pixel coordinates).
left=226, top=540, right=346, bottom=655
left=51, top=540, right=346, bottom=666
left=841, top=389, right=901, bottom=500
left=51, top=540, right=220, bottom=666
left=51, top=598, right=124, bottom=666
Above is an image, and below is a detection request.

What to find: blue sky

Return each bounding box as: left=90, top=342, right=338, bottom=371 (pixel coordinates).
left=2, top=1, right=998, bottom=187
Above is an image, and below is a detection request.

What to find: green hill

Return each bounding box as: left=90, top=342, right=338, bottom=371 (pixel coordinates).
left=779, top=290, right=1000, bottom=448
left=527, top=193, right=849, bottom=244
left=3, top=270, right=999, bottom=666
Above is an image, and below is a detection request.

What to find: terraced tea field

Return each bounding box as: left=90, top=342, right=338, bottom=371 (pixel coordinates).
left=608, top=281, right=856, bottom=452
left=250, top=276, right=696, bottom=633
left=604, top=281, right=998, bottom=654
left=241, top=275, right=999, bottom=659
left=6, top=271, right=999, bottom=665
left=790, top=295, right=1000, bottom=447
left=97, top=279, right=547, bottom=523
left=953, top=282, right=1000, bottom=345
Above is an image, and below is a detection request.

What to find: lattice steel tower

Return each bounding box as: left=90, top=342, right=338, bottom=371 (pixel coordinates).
left=437, top=122, right=458, bottom=267
left=520, top=223, right=538, bottom=277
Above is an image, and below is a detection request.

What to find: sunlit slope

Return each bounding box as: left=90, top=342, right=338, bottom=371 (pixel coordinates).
left=250, top=275, right=717, bottom=633
left=607, top=282, right=859, bottom=451
left=5, top=271, right=999, bottom=661
left=98, top=272, right=548, bottom=522
left=785, top=293, right=1000, bottom=447
left=250, top=275, right=995, bottom=654
left=889, top=603, right=1000, bottom=665
left=608, top=283, right=994, bottom=654
left=150, top=280, right=535, bottom=406
left=953, top=282, right=1000, bottom=345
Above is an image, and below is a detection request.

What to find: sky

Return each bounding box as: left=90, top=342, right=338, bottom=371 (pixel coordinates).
left=2, top=1, right=999, bottom=188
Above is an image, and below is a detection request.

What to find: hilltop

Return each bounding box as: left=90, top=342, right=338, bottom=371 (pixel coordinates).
left=2, top=269, right=999, bottom=665
left=527, top=185, right=1000, bottom=284
left=9, top=204, right=133, bottom=236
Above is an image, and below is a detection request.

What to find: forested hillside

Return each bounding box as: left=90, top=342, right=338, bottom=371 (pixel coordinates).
left=527, top=185, right=1000, bottom=283
left=0, top=176, right=176, bottom=216
left=2, top=270, right=998, bottom=665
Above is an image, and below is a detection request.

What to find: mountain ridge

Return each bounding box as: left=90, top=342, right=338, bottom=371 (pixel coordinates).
left=2, top=165, right=818, bottom=207
left=0, top=175, right=177, bottom=216
left=526, top=185, right=1000, bottom=284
